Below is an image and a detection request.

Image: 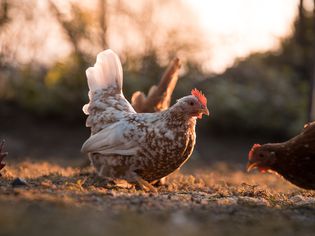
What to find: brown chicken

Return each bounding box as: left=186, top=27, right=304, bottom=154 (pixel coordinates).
left=131, top=58, right=181, bottom=113
left=0, top=141, right=7, bottom=175
left=247, top=122, right=315, bottom=190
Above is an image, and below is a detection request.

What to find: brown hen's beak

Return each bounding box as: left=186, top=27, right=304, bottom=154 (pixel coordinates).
left=246, top=162, right=259, bottom=172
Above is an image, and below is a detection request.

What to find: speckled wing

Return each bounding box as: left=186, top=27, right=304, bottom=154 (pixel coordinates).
left=85, top=91, right=136, bottom=134
left=81, top=119, right=140, bottom=156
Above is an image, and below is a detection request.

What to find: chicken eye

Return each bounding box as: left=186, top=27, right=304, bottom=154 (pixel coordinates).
left=189, top=101, right=194, bottom=106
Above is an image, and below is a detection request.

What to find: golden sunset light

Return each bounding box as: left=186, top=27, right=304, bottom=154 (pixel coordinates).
left=1, top=1, right=315, bottom=235
left=1, top=0, right=306, bottom=73
left=186, top=0, right=301, bottom=71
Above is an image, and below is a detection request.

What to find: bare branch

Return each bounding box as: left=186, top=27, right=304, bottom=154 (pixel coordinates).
left=48, top=0, right=82, bottom=58
left=0, top=0, right=9, bottom=27
left=99, top=0, right=108, bottom=49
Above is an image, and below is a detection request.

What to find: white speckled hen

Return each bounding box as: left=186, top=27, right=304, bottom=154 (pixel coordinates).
left=81, top=50, right=209, bottom=191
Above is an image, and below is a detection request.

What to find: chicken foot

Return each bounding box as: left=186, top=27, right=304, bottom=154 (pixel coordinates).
left=134, top=176, right=157, bottom=193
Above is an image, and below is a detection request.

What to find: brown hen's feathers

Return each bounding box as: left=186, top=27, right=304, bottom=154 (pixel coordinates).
left=249, top=122, right=315, bottom=190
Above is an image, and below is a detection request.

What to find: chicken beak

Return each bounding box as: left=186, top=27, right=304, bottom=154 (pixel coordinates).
left=246, top=162, right=258, bottom=172
left=202, top=107, right=210, bottom=116
left=196, top=106, right=210, bottom=119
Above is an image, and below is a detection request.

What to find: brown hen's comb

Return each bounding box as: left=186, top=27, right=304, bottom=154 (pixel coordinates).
left=191, top=88, right=207, bottom=106
left=248, top=144, right=261, bottom=159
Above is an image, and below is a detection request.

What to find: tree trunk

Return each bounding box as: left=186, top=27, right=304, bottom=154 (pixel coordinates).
left=48, top=1, right=83, bottom=59
left=0, top=0, right=9, bottom=27
left=99, top=0, right=108, bottom=49
left=308, top=0, right=315, bottom=121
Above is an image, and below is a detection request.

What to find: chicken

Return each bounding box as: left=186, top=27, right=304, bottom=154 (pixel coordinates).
left=247, top=122, right=315, bottom=190
left=0, top=141, right=7, bottom=176
left=131, top=57, right=181, bottom=113
left=81, top=49, right=209, bottom=191
left=79, top=57, right=181, bottom=172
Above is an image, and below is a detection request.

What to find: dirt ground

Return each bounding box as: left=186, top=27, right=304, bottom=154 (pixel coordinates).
left=0, top=112, right=314, bottom=236
left=0, top=161, right=315, bottom=236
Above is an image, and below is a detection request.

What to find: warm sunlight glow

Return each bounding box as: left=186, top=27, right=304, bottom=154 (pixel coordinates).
left=185, top=0, right=299, bottom=72
left=2, top=0, right=303, bottom=73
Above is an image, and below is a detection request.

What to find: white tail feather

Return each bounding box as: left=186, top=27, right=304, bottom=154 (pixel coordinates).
left=86, top=49, right=123, bottom=92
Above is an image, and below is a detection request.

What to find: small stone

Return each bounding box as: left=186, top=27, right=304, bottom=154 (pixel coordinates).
left=200, top=199, right=209, bottom=205
left=130, top=197, right=142, bottom=204
left=41, top=180, right=56, bottom=189
left=11, top=178, right=28, bottom=187
left=106, top=190, right=116, bottom=196
left=296, top=198, right=315, bottom=207
left=237, top=196, right=270, bottom=207
left=169, top=195, right=180, bottom=201
left=290, top=195, right=315, bottom=206
left=290, top=195, right=304, bottom=203
left=148, top=192, right=156, bottom=197
left=216, top=197, right=238, bottom=206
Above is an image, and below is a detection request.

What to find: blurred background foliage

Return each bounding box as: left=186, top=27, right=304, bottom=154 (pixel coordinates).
left=0, top=0, right=315, bottom=139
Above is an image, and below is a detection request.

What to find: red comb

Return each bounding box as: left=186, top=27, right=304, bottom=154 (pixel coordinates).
left=248, top=144, right=261, bottom=159
left=191, top=88, right=207, bottom=106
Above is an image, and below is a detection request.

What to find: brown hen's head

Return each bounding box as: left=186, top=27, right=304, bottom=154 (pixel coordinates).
left=247, top=144, right=277, bottom=173
left=175, top=89, right=209, bottom=119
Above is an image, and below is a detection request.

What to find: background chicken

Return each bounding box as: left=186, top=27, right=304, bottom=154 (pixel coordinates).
left=81, top=49, right=209, bottom=191
left=247, top=122, right=315, bottom=190
left=131, top=58, right=181, bottom=113
left=0, top=141, right=7, bottom=176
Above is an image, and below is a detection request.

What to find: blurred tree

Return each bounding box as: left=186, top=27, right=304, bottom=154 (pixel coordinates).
left=0, top=0, right=9, bottom=27
left=0, top=0, right=41, bottom=67
left=46, top=0, right=207, bottom=96
left=197, top=0, right=315, bottom=136
left=309, top=0, right=315, bottom=120
left=291, top=0, right=315, bottom=121
left=48, top=1, right=90, bottom=62
left=99, top=0, right=108, bottom=49
left=0, top=0, right=205, bottom=121
left=258, top=1, right=315, bottom=123
left=297, top=0, right=306, bottom=47
left=1, top=0, right=314, bottom=138
left=198, top=53, right=305, bottom=137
